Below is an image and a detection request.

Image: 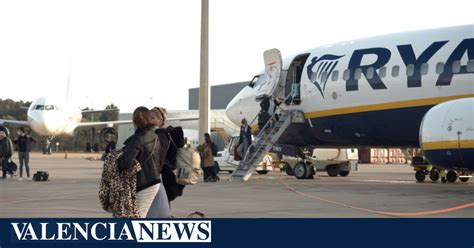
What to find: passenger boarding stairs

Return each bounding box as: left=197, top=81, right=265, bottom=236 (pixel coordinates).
left=230, top=109, right=305, bottom=182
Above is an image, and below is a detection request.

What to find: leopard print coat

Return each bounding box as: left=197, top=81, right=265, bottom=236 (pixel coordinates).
left=99, top=150, right=142, bottom=218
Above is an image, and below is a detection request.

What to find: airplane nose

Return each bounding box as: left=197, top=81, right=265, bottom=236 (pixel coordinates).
left=30, top=118, right=49, bottom=135
left=225, top=97, right=241, bottom=126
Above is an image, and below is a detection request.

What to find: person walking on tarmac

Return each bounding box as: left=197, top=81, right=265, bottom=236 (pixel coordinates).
left=200, top=133, right=219, bottom=182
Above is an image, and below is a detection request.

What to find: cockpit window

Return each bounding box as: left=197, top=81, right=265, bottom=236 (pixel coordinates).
left=34, top=105, right=55, bottom=110
left=248, top=75, right=260, bottom=88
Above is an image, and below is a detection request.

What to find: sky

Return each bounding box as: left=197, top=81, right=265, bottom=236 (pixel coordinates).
left=0, top=0, right=472, bottom=112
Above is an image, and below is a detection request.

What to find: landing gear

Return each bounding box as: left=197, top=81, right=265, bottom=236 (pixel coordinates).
left=257, top=170, right=269, bottom=175
left=42, top=136, right=53, bottom=155
left=446, top=171, right=457, bottom=183
left=294, top=162, right=307, bottom=179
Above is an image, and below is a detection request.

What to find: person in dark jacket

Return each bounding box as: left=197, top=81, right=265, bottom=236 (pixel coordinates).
left=238, top=118, right=252, bottom=159
left=118, top=106, right=162, bottom=218
left=13, top=128, right=36, bottom=181
left=0, top=131, right=14, bottom=179
left=156, top=125, right=186, bottom=202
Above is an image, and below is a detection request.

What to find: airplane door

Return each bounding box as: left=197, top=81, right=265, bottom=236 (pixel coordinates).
left=255, top=49, right=282, bottom=100
left=284, top=53, right=310, bottom=105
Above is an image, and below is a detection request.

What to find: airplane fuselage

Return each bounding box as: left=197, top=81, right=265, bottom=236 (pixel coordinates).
left=227, top=25, right=473, bottom=148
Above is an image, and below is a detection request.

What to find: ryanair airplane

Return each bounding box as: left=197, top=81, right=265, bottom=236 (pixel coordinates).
left=225, top=25, right=473, bottom=182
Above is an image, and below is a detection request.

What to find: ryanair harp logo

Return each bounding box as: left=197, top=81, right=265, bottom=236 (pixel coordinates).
left=307, top=54, right=344, bottom=98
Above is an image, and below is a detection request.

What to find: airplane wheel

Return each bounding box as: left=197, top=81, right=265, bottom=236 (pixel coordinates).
left=294, top=162, right=308, bottom=179
left=285, top=163, right=295, bottom=176
left=459, top=177, right=470, bottom=183
left=447, top=171, right=457, bottom=183
left=429, top=171, right=440, bottom=182
left=327, top=165, right=339, bottom=177
left=257, top=170, right=269, bottom=175
left=415, top=170, right=426, bottom=182
left=339, top=171, right=350, bottom=177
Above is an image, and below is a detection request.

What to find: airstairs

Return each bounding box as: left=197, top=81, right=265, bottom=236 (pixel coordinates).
left=230, top=109, right=305, bottom=182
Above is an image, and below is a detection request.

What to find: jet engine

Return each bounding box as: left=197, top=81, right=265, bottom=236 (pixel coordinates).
left=100, top=127, right=118, bottom=144
left=0, top=125, right=10, bottom=137
left=420, top=98, right=474, bottom=175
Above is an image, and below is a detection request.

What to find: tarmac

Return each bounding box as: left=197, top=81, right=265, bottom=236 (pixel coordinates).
left=0, top=152, right=473, bottom=218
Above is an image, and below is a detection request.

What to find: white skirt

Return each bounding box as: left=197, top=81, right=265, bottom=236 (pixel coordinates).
left=136, top=183, right=161, bottom=218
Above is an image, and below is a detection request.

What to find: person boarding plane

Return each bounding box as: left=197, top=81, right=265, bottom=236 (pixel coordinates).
left=225, top=24, right=473, bottom=182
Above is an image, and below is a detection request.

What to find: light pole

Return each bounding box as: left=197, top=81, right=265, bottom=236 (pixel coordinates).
left=198, top=0, right=210, bottom=142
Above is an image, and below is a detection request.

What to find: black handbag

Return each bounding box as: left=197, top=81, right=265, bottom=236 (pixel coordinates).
left=33, top=171, right=49, bottom=181
left=7, top=160, right=17, bottom=173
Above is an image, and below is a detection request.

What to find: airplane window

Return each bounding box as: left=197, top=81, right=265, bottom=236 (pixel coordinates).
left=420, top=63, right=429, bottom=75
left=452, top=60, right=461, bottom=73
left=248, top=75, right=260, bottom=88
left=354, top=68, right=362, bottom=80
left=379, top=67, right=386, bottom=78
left=35, top=105, right=45, bottom=110
left=391, top=65, right=400, bottom=77
left=45, top=105, right=54, bottom=110
left=436, top=62, right=444, bottom=74
left=331, top=70, right=339, bottom=81
left=343, top=69, right=350, bottom=81
left=366, top=67, right=374, bottom=79
left=406, top=64, right=415, bottom=77
left=467, top=59, right=474, bottom=72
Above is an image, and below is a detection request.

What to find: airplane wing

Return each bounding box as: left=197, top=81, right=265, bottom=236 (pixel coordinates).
left=75, top=117, right=199, bottom=128
left=0, top=119, right=29, bottom=126
left=81, top=109, right=119, bottom=114
left=76, top=120, right=133, bottom=128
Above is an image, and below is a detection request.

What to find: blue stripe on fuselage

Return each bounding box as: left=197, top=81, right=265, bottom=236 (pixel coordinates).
left=277, top=105, right=435, bottom=148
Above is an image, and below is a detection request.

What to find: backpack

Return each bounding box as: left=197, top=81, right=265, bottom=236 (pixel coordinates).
left=169, top=135, right=201, bottom=185
left=174, top=147, right=201, bottom=185
left=211, top=143, right=218, bottom=156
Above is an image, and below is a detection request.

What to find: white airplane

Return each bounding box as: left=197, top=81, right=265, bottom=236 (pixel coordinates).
left=225, top=24, right=474, bottom=182
left=0, top=96, right=196, bottom=153
left=0, top=96, right=128, bottom=136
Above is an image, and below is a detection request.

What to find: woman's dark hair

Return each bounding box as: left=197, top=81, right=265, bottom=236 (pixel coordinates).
left=133, top=106, right=151, bottom=130
left=204, top=133, right=213, bottom=145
